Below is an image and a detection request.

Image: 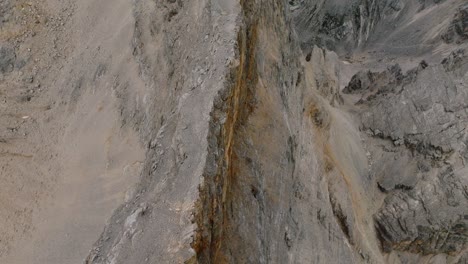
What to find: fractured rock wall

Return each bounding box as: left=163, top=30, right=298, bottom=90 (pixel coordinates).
left=5, top=0, right=457, bottom=263
left=86, top=0, right=385, bottom=263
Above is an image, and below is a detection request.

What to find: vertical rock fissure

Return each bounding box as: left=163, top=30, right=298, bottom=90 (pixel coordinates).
left=192, top=4, right=259, bottom=263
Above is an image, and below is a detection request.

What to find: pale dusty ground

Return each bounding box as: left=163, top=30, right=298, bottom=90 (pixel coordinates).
left=0, top=0, right=146, bottom=263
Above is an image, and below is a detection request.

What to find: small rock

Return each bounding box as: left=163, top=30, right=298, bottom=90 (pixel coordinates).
left=0, top=45, right=16, bottom=74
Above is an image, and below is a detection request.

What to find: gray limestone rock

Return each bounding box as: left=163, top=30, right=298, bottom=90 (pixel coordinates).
left=345, top=50, right=468, bottom=259
left=360, top=54, right=468, bottom=159
left=442, top=4, right=468, bottom=44
left=0, top=45, right=15, bottom=74
left=375, top=165, right=468, bottom=255
left=343, top=64, right=402, bottom=95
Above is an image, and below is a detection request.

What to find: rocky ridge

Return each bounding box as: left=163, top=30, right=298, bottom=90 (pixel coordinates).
left=0, top=0, right=466, bottom=263
left=82, top=0, right=468, bottom=263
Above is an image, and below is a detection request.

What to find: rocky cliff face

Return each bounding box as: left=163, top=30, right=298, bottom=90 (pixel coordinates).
left=85, top=0, right=468, bottom=263
left=86, top=0, right=386, bottom=263
left=290, top=0, right=468, bottom=263
left=353, top=53, right=468, bottom=261
left=0, top=0, right=466, bottom=263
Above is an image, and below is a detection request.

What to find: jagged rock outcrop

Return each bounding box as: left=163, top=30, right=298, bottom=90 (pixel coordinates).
left=375, top=165, right=468, bottom=255
left=360, top=57, right=468, bottom=159
left=290, top=0, right=390, bottom=52
left=343, top=64, right=403, bottom=94
left=305, top=45, right=343, bottom=105
left=442, top=4, right=468, bottom=44
left=290, top=1, right=468, bottom=263
left=343, top=50, right=468, bottom=261
left=291, top=0, right=467, bottom=57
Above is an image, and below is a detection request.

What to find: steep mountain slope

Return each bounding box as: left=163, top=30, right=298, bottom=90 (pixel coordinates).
left=84, top=1, right=383, bottom=262
left=292, top=0, right=468, bottom=263
left=0, top=0, right=466, bottom=263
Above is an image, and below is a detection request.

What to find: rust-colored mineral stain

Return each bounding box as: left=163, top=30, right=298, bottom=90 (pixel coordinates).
left=191, top=19, right=260, bottom=264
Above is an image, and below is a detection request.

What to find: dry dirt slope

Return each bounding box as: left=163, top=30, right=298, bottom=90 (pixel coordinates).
left=1, top=0, right=146, bottom=263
